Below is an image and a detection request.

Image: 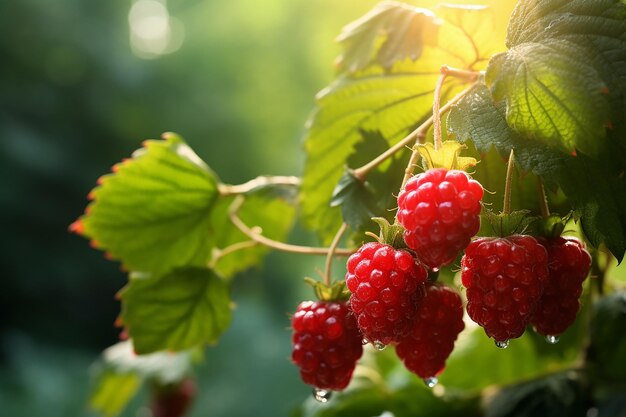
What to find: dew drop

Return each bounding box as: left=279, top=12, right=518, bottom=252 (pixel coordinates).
left=545, top=335, right=560, bottom=345
left=423, top=376, right=438, bottom=388
left=361, top=337, right=369, bottom=345
left=495, top=339, right=510, bottom=349
left=372, top=340, right=386, bottom=351
left=312, top=388, right=332, bottom=403
left=432, top=267, right=440, bottom=273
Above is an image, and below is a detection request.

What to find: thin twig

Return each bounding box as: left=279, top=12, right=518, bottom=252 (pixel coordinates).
left=219, top=175, right=300, bottom=196
left=399, top=131, right=427, bottom=189
left=536, top=176, right=550, bottom=218
left=503, top=149, right=516, bottom=215
left=324, top=223, right=349, bottom=286
left=227, top=196, right=354, bottom=256
left=432, top=66, right=449, bottom=151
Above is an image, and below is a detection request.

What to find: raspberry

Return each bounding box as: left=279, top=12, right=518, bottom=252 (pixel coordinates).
left=531, top=236, right=591, bottom=338
left=461, top=235, right=549, bottom=344
left=150, top=379, right=196, bottom=417
left=397, top=168, right=483, bottom=270
left=345, top=242, right=428, bottom=345
left=291, top=300, right=363, bottom=391
left=395, top=283, right=465, bottom=381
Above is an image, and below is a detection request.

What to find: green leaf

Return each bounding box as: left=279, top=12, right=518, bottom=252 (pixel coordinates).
left=447, top=83, right=564, bottom=178
left=74, top=133, right=220, bottom=275
left=486, top=40, right=610, bottom=156
left=440, top=326, right=558, bottom=391
left=447, top=82, right=626, bottom=259
left=503, top=0, right=626, bottom=149
left=335, top=1, right=440, bottom=72
left=302, top=3, right=509, bottom=242
left=330, top=170, right=379, bottom=231
left=119, top=267, right=233, bottom=354
left=89, top=370, right=141, bottom=417
left=589, top=291, right=626, bottom=382
left=484, top=371, right=587, bottom=417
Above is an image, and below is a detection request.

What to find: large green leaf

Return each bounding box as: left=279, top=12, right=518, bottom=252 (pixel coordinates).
left=487, top=0, right=626, bottom=156
left=119, top=267, right=232, bottom=354
left=448, top=82, right=626, bottom=260
left=486, top=40, right=609, bottom=156
left=74, top=133, right=220, bottom=275
left=507, top=0, right=626, bottom=144
left=302, top=3, right=511, bottom=242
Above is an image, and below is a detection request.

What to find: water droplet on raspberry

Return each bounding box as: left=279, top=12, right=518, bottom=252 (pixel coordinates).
left=495, top=339, right=510, bottom=349
left=372, top=340, right=386, bottom=351
left=432, top=267, right=439, bottom=273
left=312, top=388, right=332, bottom=403
left=361, top=337, right=369, bottom=345
left=545, top=335, right=560, bottom=344
left=423, top=377, right=438, bottom=388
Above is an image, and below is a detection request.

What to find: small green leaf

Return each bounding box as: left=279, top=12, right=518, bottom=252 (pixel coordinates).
left=330, top=170, right=380, bottom=231
left=74, top=133, right=220, bottom=275
left=335, top=1, right=440, bottom=72
left=89, top=370, right=141, bottom=417
left=119, top=267, right=233, bottom=354
left=486, top=40, right=610, bottom=156
left=483, top=209, right=537, bottom=237
left=415, top=141, right=476, bottom=171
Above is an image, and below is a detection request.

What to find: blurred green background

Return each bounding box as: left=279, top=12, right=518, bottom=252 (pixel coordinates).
left=0, top=0, right=381, bottom=415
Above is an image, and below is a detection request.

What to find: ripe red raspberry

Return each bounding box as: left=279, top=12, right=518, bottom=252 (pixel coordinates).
left=531, top=236, right=591, bottom=338
left=291, top=300, right=363, bottom=391
left=397, top=168, right=483, bottom=270
left=345, top=242, right=428, bottom=345
left=395, top=283, right=465, bottom=382
left=461, top=235, right=549, bottom=345
left=150, top=379, right=196, bottom=417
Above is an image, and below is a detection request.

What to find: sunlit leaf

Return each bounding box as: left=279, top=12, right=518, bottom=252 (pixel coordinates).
left=302, top=3, right=512, bottom=242
left=119, top=267, right=232, bottom=354
left=447, top=82, right=626, bottom=259
left=335, top=1, right=440, bottom=72
left=73, top=133, right=219, bottom=275
left=486, top=40, right=609, bottom=156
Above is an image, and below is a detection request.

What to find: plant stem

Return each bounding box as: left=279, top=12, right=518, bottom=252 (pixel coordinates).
left=228, top=196, right=353, bottom=256
left=399, top=131, right=427, bottom=189
left=352, top=82, right=478, bottom=182
left=503, top=149, right=515, bottom=215
left=219, top=175, right=300, bottom=196
left=209, top=240, right=259, bottom=268
left=432, top=66, right=449, bottom=151
left=324, top=223, right=348, bottom=286
left=536, top=176, right=550, bottom=218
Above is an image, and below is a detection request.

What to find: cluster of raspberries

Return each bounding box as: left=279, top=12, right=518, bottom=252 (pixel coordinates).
left=291, top=168, right=591, bottom=400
